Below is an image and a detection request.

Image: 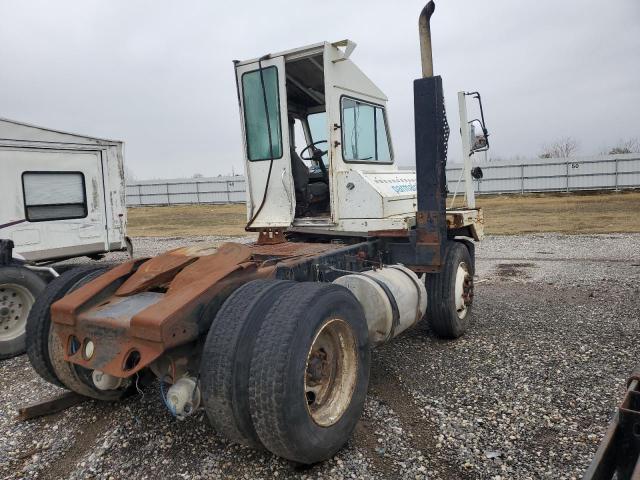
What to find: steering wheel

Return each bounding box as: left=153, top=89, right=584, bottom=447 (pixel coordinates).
left=299, top=140, right=329, bottom=182
left=300, top=140, right=328, bottom=161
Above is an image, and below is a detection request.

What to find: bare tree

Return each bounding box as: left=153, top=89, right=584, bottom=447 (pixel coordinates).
left=538, top=137, right=579, bottom=159
left=608, top=138, right=640, bottom=154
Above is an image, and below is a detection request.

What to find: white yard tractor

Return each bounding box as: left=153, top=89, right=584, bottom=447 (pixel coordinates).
left=25, top=1, right=489, bottom=465
left=236, top=38, right=486, bottom=241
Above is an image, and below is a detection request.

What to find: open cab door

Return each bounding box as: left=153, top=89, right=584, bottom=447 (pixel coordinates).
left=235, top=57, right=295, bottom=230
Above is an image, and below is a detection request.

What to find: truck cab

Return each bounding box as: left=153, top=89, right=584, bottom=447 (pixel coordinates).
left=235, top=40, right=483, bottom=240
left=235, top=40, right=452, bottom=236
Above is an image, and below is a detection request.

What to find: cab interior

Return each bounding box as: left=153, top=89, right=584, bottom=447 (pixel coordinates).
left=285, top=53, right=331, bottom=219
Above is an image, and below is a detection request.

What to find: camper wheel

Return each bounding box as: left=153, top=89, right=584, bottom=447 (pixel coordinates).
left=0, top=266, right=47, bottom=360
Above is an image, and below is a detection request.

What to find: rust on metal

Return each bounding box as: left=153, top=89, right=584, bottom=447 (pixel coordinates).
left=167, top=243, right=252, bottom=293
left=51, top=239, right=355, bottom=378
left=256, top=228, right=286, bottom=245
left=52, top=259, right=147, bottom=326
left=405, top=264, right=440, bottom=273
left=367, top=229, right=409, bottom=238
left=251, top=240, right=342, bottom=261
left=116, top=252, right=197, bottom=296
left=446, top=212, right=466, bottom=229
left=53, top=240, right=352, bottom=378
left=16, top=391, right=86, bottom=422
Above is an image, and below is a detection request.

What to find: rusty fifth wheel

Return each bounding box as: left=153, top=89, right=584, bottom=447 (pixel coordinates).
left=425, top=242, right=475, bottom=338
left=248, top=282, right=370, bottom=464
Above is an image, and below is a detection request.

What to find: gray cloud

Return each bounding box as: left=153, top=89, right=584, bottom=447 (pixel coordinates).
left=1, top=0, right=638, bottom=178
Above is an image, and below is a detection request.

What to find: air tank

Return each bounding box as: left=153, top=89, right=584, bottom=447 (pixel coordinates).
left=334, top=265, right=427, bottom=346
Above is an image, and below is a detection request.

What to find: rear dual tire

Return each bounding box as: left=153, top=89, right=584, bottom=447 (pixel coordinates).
left=201, top=280, right=370, bottom=464
left=249, top=282, right=370, bottom=464
left=200, top=279, right=294, bottom=448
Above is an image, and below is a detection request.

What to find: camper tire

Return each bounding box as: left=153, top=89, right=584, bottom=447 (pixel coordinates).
left=0, top=266, right=47, bottom=360
left=200, top=279, right=294, bottom=449
left=248, top=282, right=370, bottom=464
left=425, top=242, right=474, bottom=339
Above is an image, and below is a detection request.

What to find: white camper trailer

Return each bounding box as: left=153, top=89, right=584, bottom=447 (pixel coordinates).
left=0, top=117, right=129, bottom=359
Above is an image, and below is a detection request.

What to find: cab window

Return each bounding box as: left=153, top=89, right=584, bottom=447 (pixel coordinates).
left=241, top=66, right=283, bottom=161
left=341, top=97, right=392, bottom=163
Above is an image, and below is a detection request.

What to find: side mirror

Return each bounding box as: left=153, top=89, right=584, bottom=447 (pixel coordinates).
left=465, top=92, right=490, bottom=154
left=469, top=123, right=488, bottom=152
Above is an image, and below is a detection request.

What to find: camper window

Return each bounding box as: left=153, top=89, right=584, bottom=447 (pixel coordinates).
left=242, top=66, right=283, bottom=161
left=341, top=97, right=392, bottom=164
left=22, top=172, right=87, bottom=222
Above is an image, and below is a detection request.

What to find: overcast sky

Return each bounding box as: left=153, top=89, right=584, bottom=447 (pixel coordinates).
left=1, top=0, right=638, bottom=179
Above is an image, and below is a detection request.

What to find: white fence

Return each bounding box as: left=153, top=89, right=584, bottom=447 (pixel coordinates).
left=446, top=154, right=640, bottom=195
left=126, top=176, right=246, bottom=206
left=126, top=154, right=640, bottom=206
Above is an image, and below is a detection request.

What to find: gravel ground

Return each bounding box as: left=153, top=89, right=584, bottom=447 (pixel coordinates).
left=1, top=233, right=638, bottom=480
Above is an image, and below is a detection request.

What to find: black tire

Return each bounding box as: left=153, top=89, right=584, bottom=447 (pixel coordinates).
left=26, top=266, right=105, bottom=387
left=200, top=279, right=294, bottom=448
left=0, top=266, right=47, bottom=360
left=248, top=282, right=370, bottom=464
left=425, top=242, right=474, bottom=339
left=34, top=266, right=133, bottom=401
left=47, top=267, right=133, bottom=401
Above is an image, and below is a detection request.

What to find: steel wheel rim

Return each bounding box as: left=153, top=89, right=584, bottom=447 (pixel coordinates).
left=0, top=283, right=34, bottom=341
left=304, top=318, right=358, bottom=427
left=454, top=262, right=472, bottom=320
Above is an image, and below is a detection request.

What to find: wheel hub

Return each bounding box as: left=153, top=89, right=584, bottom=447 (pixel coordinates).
left=462, top=275, right=474, bottom=305
left=0, top=284, right=34, bottom=341
left=306, top=348, right=330, bottom=384
left=304, top=318, right=358, bottom=427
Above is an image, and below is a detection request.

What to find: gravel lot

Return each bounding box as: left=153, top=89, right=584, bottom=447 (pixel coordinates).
left=1, top=233, right=638, bottom=480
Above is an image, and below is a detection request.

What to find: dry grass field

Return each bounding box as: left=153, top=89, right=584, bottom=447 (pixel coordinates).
left=127, top=190, right=640, bottom=236
left=127, top=203, right=249, bottom=237
left=469, top=190, right=640, bottom=234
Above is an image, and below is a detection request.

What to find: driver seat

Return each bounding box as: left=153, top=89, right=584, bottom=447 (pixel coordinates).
left=290, top=147, right=329, bottom=213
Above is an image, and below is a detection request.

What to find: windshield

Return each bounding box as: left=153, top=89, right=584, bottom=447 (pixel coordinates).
left=341, top=97, right=392, bottom=163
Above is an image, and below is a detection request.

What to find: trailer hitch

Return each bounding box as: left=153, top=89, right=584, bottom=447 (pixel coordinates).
left=583, top=365, right=640, bottom=480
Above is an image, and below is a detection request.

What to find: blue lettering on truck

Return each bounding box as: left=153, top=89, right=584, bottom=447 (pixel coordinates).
left=391, top=183, right=417, bottom=193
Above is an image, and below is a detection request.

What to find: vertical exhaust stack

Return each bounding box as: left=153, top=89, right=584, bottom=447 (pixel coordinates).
left=419, top=1, right=436, bottom=78
left=413, top=0, right=449, bottom=270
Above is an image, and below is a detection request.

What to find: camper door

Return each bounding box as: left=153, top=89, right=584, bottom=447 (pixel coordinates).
left=0, top=148, right=107, bottom=261
left=236, top=57, right=295, bottom=229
